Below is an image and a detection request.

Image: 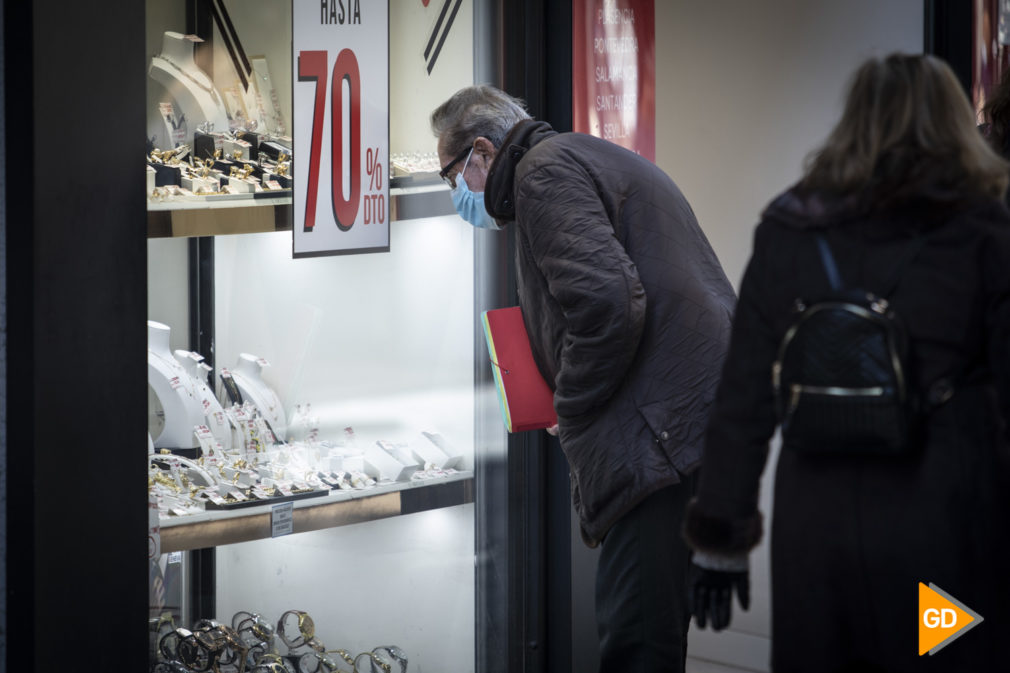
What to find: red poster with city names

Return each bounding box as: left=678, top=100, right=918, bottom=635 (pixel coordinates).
left=572, top=0, right=655, bottom=161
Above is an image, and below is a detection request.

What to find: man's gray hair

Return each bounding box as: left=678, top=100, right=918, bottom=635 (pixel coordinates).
left=431, top=85, right=532, bottom=155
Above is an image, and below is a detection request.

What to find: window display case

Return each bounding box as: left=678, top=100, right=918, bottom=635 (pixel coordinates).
left=145, top=2, right=504, bottom=672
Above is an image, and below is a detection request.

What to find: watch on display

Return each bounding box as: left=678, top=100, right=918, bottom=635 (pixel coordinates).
left=297, top=651, right=345, bottom=673
left=234, top=610, right=276, bottom=647
left=371, top=646, right=407, bottom=673
left=277, top=610, right=315, bottom=650
left=353, top=651, right=391, bottom=673
left=254, top=653, right=298, bottom=673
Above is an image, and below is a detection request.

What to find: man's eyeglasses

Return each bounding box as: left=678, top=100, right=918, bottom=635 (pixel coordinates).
left=439, top=145, right=473, bottom=187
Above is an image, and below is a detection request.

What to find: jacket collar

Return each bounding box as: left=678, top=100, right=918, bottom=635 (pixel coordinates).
left=485, top=119, right=557, bottom=221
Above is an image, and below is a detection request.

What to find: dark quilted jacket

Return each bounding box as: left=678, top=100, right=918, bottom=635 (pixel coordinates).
left=485, top=120, right=736, bottom=546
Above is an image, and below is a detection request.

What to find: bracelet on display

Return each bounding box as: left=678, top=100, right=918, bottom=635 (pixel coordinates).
left=297, top=651, right=345, bottom=673
left=327, top=649, right=356, bottom=669
left=371, top=646, right=407, bottom=673
left=179, top=623, right=246, bottom=673
left=159, top=627, right=194, bottom=662
left=151, top=662, right=190, bottom=673
left=191, top=618, right=227, bottom=632
left=151, top=454, right=217, bottom=490
left=277, top=610, right=315, bottom=649
left=250, top=662, right=290, bottom=673
left=352, top=651, right=391, bottom=673
left=234, top=611, right=275, bottom=645
left=254, top=653, right=298, bottom=673
left=150, top=611, right=177, bottom=636
left=243, top=643, right=270, bottom=671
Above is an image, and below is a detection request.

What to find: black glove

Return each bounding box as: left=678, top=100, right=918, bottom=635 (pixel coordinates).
left=688, top=560, right=750, bottom=631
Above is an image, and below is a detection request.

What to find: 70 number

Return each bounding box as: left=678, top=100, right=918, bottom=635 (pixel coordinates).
left=298, top=49, right=361, bottom=232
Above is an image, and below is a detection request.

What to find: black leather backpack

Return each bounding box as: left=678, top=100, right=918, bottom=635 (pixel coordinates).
left=772, top=235, right=930, bottom=454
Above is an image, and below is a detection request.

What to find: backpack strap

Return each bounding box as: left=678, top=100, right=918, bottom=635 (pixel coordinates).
left=815, top=235, right=843, bottom=291
left=815, top=231, right=927, bottom=297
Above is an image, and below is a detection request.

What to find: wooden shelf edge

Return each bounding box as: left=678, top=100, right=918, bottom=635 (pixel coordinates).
left=159, top=475, right=474, bottom=553
left=147, top=201, right=292, bottom=239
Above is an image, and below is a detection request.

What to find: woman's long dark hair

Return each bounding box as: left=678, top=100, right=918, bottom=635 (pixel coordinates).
left=799, top=54, right=1009, bottom=207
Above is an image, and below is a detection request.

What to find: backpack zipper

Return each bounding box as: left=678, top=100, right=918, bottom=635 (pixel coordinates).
left=773, top=302, right=905, bottom=401
left=786, top=383, right=888, bottom=419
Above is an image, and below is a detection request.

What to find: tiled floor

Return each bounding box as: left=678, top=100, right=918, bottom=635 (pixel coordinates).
left=686, top=657, right=763, bottom=673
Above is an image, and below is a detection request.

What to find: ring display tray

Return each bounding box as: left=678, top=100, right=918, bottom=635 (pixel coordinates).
left=204, top=487, right=330, bottom=510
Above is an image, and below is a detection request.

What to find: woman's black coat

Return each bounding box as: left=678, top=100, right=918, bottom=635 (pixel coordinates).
left=684, top=188, right=1010, bottom=672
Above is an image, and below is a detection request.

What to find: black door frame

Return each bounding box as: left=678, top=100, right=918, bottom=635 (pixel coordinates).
left=2, top=1, right=149, bottom=670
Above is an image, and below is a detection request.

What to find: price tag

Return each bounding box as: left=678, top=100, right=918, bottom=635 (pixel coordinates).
left=271, top=502, right=294, bottom=537
left=207, top=492, right=229, bottom=506
left=194, top=425, right=215, bottom=441
left=293, top=0, right=389, bottom=256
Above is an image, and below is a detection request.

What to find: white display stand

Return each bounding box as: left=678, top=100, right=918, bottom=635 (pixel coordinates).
left=149, top=32, right=230, bottom=140
left=229, top=353, right=287, bottom=441
left=174, top=350, right=233, bottom=451
left=148, top=321, right=204, bottom=449
left=409, top=431, right=463, bottom=470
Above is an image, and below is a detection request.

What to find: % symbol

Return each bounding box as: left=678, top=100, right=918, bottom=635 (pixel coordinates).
left=366, top=147, right=383, bottom=191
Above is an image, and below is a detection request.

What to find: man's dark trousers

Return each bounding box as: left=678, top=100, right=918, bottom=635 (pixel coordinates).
left=596, top=475, right=696, bottom=673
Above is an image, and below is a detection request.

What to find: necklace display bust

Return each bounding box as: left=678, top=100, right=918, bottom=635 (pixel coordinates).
left=174, top=349, right=233, bottom=451
left=148, top=31, right=230, bottom=141
left=148, top=321, right=204, bottom=449
left=229, top=353, right=288, bottom=441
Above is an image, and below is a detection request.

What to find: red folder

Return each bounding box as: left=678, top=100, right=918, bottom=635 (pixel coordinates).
left=481, top=307, right=558, bottom=433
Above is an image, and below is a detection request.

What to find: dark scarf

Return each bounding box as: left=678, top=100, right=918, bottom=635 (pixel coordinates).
left=484, top=119, right=557, bottom=221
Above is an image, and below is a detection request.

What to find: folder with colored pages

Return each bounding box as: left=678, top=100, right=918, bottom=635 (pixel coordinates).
left=481, top=307, right=558, bottom=433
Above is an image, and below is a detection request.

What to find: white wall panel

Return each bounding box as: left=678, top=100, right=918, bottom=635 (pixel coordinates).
left=652, top=2, right=923, bottom=670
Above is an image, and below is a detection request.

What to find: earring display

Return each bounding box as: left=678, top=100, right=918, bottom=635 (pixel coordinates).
left=226, top=353, right=288, bottom=441
left=175, top=349, right=232, bottom=451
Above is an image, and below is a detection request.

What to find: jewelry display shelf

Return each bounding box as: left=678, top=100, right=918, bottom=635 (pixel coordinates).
left=148, top=196, right=293, bottom=238
left=146, top=180, right=454, bottom=239
left=159, top=471, right=474, bottom=552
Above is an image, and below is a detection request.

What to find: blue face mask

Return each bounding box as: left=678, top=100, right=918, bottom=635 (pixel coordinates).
left=451, top=149, right=501, bottom=230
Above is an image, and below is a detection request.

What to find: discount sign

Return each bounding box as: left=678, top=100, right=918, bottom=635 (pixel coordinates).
left=293, top=0, right=389, bottom=257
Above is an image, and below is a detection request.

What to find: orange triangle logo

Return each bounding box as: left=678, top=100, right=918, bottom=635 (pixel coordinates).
left=918, top=582, right=984, bottom=655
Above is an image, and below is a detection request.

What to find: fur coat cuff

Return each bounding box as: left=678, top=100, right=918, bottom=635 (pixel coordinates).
left=682, top=497, right=764, bottom=556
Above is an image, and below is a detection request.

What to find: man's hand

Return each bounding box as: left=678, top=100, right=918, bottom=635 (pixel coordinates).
left=546, top=424, right=559, bottom=436
left=688, top=559, right=750, bottom=631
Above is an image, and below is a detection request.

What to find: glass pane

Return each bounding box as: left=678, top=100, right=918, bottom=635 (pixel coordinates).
left=148, top=2, right=486, bottom=671
left=145, top=0, right=292, bottom=232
